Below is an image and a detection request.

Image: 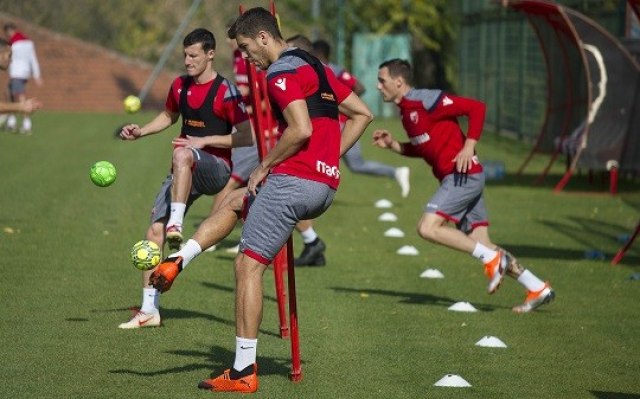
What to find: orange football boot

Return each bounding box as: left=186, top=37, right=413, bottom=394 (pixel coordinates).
left=149, top=256, right=183, bottom=293
left=198, top=364, right=258, bottom=393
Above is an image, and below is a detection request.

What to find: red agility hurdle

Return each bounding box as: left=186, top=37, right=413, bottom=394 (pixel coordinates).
left=611, top=220, right=640, bottom=266
left=240, top=1, right=302, bottom=382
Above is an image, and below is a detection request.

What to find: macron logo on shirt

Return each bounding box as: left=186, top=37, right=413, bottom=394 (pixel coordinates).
left=275, top=77, right=287, bottom=91
left=442, top=96, right=453, bottom=106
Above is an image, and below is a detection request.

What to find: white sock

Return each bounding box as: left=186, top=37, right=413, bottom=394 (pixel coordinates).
left=517, top=270, right=546, bottom=292
left=22, top=116, right=31, bottom=131
left=140, top=288, right=159, bottom=314
left=173, top=239, right=202, bottom=268
left=472, top=242, right=498, bottom=263
left=300, top=227, right=318, bottom=244
left=167, top=202, right=186, bottom=228
left=233, top=336, right=258, bottom=371
left=7, top=114, right=16, bottom=129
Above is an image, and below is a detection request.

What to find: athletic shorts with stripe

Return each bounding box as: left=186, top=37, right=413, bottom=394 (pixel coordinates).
left=230, top=143, right=260, bottom=185
left=150, top=148, right=231, bottom=224
left=424, top=172, right=489, bottom=233
left=239, top=174, right=336, bottom=264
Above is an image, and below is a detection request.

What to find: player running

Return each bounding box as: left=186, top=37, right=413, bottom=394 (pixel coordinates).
left=373, top=58, right=555, bottom=313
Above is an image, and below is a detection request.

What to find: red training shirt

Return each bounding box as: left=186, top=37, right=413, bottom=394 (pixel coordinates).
left=398, top=89, right=486, bottom=181
left=266, top=49, right=352, bottom=189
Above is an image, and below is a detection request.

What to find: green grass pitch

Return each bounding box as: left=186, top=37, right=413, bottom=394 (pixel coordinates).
left=1, top=111, right=639, bottom=398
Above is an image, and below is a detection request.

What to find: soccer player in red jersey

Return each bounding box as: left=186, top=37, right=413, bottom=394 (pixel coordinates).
left=149, top=7, right=373, bottom=393
left=285, top=35, right=410, bottom=267
left=373, top=59, right=555, bottom=313
left=117, top=28, right=253, bottom=329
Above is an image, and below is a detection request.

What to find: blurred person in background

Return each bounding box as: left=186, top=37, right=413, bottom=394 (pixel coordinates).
left=0, top=38, right=41, bottom=115
left=3, top=22, right=43, bottom=135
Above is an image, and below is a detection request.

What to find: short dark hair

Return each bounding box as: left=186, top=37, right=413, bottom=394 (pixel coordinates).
left=312, top=39, right=331, bottom=60
left=184, top=28, right=216, bottom=52
left=0, top=38, right=10, bottom=49
left=379, top=58, right=412, bottom=84
left=286, top=34, right=312, bottom=52
left=3, top=23, right=16, bottom=33
left=228, top=7, right=282, bottom=41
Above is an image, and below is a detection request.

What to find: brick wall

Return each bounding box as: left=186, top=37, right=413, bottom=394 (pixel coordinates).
left=0, top=14, right=178, bottom=113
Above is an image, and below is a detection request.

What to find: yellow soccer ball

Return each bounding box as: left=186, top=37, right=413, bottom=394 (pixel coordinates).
left=123, top=95, right=141, bottom=113
left=130, top=240, right=161, bottom=271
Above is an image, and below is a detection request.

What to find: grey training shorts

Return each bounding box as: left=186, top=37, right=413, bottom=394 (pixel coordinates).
left=8, top=78, right=28, bottom=99
left=239, top=174, right=336, bottom=264
left=424, top=172, right=489, bottom=233
left=150, top=148, right=231, bottom=224
left=230, top=143, right=260, bottom=185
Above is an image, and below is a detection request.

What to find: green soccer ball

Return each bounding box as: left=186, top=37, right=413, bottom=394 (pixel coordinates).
left=130, top=240, right=161, bottom=271
left=89, top=161, right=117, bottom=187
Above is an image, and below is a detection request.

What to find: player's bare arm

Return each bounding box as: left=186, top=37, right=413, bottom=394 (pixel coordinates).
left=0, top=98, right=42, bottom=114
left=338, top=92, right=374, bottom=156
left=120, top=110, right=179, bottom=140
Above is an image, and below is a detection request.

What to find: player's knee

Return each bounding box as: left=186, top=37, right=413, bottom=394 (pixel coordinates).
left=146, top=223, right=164, bottom=246
left=172, top=147, right=193, bottom=167
left=417, top=223, right=437, bottom=242
left=222, top=189, right=245, bottom=213
left=234, top=255, right=266, bottom=279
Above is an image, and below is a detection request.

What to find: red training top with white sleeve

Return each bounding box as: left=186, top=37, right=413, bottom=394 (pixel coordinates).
left=397, top=89, right=486, bottom=181
left=165, top=74, right=249, bottom=166
left=266, top=48, right=352, bottom=189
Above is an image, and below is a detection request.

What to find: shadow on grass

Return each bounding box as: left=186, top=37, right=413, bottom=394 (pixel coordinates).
left=486, top=171, right=640, bottom=194
left=91, top=307, right=280, bottom=338
left=590, top=391, right=640, bottom=399
left=109, top=344, right=293, bottom=377
left=330, top=287, right=501, bottom=311
left=498, top=214, right=640, bottom=266
left=500, top=243, right=640, bottom=266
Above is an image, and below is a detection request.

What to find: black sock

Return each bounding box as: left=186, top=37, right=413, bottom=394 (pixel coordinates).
left=229, top=364, right=254, bottom=379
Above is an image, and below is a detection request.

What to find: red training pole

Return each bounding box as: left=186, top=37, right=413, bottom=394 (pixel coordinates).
left=239, top=1, right=302, bottom=381
left=611, top=220, right=640, bottom=265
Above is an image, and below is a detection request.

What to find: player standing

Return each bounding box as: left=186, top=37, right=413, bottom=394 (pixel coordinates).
left=149, top=7, right=373, bottom=392
left=117, top=28, right=253, bottom=329
left=373, top=59, right=554, bottom=313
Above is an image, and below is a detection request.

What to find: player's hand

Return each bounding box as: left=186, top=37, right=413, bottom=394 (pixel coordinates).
left=247, top=164, right=269, bottom=196
left=21, top=98, right=42, bottom=114
left=452, top=140, right=477, bottom=173
left=372, top=129, right=393, bottom=148
left=120, top=124, right=141, bottom=140
left=172, top=135, right=207, bottom=149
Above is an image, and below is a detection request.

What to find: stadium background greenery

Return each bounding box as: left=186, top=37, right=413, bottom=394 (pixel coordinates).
left=1, top=112, right=638, bottom=398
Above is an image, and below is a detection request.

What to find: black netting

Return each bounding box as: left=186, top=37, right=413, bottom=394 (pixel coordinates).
left=520, top=7, right=587, bottom=155
left=565, top=8, right=640, bottom=172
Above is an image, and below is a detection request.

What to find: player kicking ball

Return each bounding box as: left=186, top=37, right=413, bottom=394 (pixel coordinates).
left=148, top=7, right=373, bottom=393
left=373, top=59, right=555, bottom=313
